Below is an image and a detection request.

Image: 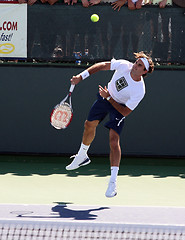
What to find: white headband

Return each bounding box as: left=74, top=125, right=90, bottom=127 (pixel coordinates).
left=140, top=58, right=149, bottom=71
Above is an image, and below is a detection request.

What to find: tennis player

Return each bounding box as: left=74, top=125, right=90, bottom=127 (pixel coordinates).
left=66, top=51, right=154, bottom=198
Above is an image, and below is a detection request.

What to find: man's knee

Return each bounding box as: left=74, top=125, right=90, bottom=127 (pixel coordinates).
left=84, top=120, right=99, bottom=130
left=109, top=130, right=120, bottom=150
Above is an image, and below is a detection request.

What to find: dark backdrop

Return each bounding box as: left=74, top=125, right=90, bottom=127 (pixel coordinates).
left=27, top=4, right=185, bottom=65
left=0, top=65, right=184, bottom=157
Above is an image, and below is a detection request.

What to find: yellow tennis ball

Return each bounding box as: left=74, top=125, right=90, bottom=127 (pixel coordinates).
left=91, top=14, right=99, bottom=23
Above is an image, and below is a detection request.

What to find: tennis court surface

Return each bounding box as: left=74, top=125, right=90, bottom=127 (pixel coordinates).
left=0, top=155, right=184, bottom=239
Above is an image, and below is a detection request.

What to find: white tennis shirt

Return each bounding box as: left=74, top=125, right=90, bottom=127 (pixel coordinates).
left=108, top=58, right=145, bottom=111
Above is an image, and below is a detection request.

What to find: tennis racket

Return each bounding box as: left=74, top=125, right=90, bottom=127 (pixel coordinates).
left=50, top=84, right=75, bottom=129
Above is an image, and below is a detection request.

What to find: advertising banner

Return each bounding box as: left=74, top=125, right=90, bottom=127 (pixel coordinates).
left=0, top=3, right=27, bottom=59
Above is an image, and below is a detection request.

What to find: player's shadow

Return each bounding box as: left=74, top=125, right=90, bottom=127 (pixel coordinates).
left=51, top=204, right=110, bottom=220
left=13, top=203, right=110, bottom=221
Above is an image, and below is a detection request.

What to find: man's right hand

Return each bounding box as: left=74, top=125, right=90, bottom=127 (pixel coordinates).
left=70, top=75, right=82, bottom=85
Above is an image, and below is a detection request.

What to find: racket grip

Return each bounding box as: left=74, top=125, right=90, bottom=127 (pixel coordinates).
left=69, top=84, right=75, bottom=93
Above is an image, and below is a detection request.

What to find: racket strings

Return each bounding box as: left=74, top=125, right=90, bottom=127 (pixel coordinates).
left=51, top=103, right=73, bottom=129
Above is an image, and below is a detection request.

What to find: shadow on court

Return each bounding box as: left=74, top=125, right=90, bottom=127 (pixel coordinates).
left=51, top=204, right=109, bottom=220
left=10, top=202, right=110, bottom=221
left=0, top=155, right=185, bottom=179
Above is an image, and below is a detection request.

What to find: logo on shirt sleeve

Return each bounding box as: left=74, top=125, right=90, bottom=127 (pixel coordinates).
left=115, top=77, right=128, bottom=91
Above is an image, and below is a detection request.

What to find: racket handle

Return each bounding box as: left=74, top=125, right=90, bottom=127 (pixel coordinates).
left=69, top=84, right=75, bottom=93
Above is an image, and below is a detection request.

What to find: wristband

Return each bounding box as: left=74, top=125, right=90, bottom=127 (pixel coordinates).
left=106, top=96, right=111, bottom=101
left=80, top=70, right=90, bottom=80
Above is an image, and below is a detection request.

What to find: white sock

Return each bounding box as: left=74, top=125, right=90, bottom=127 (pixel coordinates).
left=110, top=166, right=119, bottom=183
left=77, top=143, right=90, bottom=156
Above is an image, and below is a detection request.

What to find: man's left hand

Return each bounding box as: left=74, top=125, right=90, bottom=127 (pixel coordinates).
left=99, top=85, right=110, bottom=98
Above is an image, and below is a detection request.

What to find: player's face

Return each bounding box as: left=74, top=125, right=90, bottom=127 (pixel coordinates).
left=132, top=59, right=147, bottom=76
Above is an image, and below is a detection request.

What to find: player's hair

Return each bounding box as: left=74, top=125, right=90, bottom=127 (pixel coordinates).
left=134, top=51, right=154, bottom=77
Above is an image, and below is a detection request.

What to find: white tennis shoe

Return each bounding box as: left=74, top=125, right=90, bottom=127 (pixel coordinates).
left=66, top=154, right=91, bottom=170
left=105, top=181, right=117, bottom=198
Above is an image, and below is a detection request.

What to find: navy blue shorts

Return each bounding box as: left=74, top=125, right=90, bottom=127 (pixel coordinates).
left=87, top=94, right=125, bottom=135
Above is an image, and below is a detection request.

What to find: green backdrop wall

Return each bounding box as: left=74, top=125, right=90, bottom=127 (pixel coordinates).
left=0, top=65, right=184, bottom=157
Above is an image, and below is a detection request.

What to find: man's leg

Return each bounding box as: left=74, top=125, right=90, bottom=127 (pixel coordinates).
left=82, top=120, right=99, bottom=145
left=109, top=129, right=121, bottom=167
left=105, top=129, right=121, bottom=197
left=76, top=119, right=99, bottom=157
left=66, top=120, right=99, bottom=170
